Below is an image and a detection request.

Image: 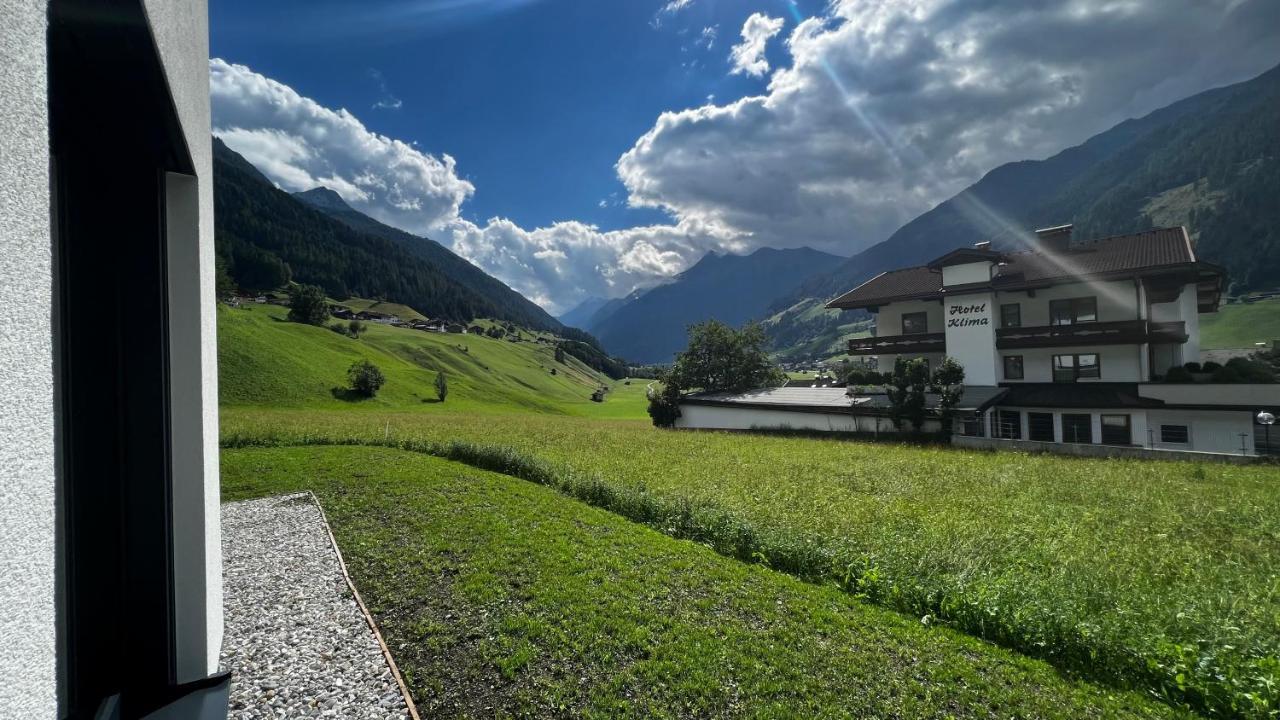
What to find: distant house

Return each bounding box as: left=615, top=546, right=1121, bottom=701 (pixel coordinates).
left=468, top=324, right=485, bottom=335
left=331, top=307, right=355, bottom=320
left=445, top=322, right=466, bottom=333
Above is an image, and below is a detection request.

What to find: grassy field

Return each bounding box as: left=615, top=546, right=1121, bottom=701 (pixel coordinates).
left=221, top=409, right=1280, bottom=717
left=217, top=303, right=646, bottom=417
left=1200, top=298, right=1280, bottom=349
left=221, top=445, right=1184, bottom=719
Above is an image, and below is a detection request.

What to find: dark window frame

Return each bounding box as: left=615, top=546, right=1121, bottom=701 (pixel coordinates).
left=1160, top=424, right=1189, bottom=444
left=995, top=410, right=1022, bottom=440
left=901, top=311, right=929, bottom=335
left=1027, top=412, right=1055, bottom=442
left=1101, top=414, right=1132, bottom=446
left=1049, top=296, right=1098, bottom=326
left=1003, top=355, right=1024, bottom=380
left=1000, top=303, right=1021, bottom=328
left=1052, top=353, right=1101, bottom=382
left=1062, top=413, right=1093, bottom=443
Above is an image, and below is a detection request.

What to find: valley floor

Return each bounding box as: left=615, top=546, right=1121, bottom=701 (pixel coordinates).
left=220, top=407, right=1280, bottom=718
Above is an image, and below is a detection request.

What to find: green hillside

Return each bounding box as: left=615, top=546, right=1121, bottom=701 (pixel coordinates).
left=1200, top=298, right=1280, bottom=349
left=217, top=303, right=647, bottom=417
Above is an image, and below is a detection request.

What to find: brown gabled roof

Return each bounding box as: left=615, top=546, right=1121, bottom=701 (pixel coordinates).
left=828, top=227, right=1214, bottom=310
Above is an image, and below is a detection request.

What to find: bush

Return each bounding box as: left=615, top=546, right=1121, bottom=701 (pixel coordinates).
left=1201, top=360, right=1222, bottom=373
left=1163, top=366, right=1194, bottom=383
left=1218, top=357, right=1276, bottom=383
left=1182, top=361, right=1202, bottom=373
left=346, top=360, right=385, bottom=397
left=435, top=371, right=448, bottom=402
left=845, top=367, right=884, bottom=385
left=328, top=321, right=348, bottom=336
left=647, top=381, right=682, bottom=428
left=347, top=319, right=367, bottom=338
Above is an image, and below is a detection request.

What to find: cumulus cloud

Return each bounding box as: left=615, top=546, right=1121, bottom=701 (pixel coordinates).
left=729, top=13, right=785, bottom=77
left=621, top=0, right=1280, bottom=255
left=210, top=58, right=472, bottom=234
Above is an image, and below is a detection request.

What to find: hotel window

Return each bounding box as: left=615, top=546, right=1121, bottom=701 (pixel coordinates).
left=1003, top=355, right=1024, bottom=380
left=1101, top=415, right=1132, bottom=445
left=1062, top=413, right=1093, bottom=443
left=1052, top=353, right=1100, bottom=382
left=1028, top=412, right=1055, bottom=442
left=901, top=311, right=928, bottom=335
left=1049, top=296, right=1098, bottom=325
left=1160, top=424, right=1190, bottom=444
left=995, top=410, right=1022, bottom=439
left=1001, top=303, right=1021, bottom=328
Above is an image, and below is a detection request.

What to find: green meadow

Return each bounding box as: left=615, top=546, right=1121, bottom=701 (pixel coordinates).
left=1200, top=298, right=1280, bottom=349
left=219, top=305, right=1280, bottom=718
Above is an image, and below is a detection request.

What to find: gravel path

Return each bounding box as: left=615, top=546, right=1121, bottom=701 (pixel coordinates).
left=220, top=493, right=412, bottom=720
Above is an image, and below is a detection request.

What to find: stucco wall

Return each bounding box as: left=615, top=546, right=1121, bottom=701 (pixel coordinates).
left=1003, top=343, right=1143, bottom=383
left=995, top=280, right=1140, bottom=327
left=143, top=0, right=222, bottom=680
left=0, top=1, right=58, bottom=717
left=874, top=299, right=943, bottom=337
left=675, top=404, right=936, bottom=434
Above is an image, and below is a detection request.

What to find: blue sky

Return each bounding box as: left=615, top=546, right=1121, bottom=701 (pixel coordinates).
left=209, top=0, right=1280, bottom=313
left=211, top=0, right=807, bottom=232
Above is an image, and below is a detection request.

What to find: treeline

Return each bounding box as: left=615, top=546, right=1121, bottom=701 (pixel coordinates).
left=556, top=339, right=628, bottom=380
left=212, top=139, right=563, bottom=329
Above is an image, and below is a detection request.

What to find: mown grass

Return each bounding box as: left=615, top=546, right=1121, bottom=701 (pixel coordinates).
left=221, top=408, right=1280, bottom=718
left=222, top=444, right=1186, bottom=718
left=1200, top=298, right=1280, bottom=349
left=217, top=303, right=644, bottom=416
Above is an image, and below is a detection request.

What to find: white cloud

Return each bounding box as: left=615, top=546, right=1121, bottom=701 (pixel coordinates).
left=621, top=0, right=1280, bottom=256
left=729, top=13, right=785, bottom=77
left=210, top=59, right=472, bottom=235
left=696, top=25, right=718, bottom=51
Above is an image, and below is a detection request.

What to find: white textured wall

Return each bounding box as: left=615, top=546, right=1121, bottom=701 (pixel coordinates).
left=941, top=261, right=992, bottom=286
left=875, top=299, right=943, bottom=336
left=1010, top=344, right=1143, bottom=383
left=675, top=405, right=937, bottom=433
left=0, top=1, right=58, bottom=717
left=143, top=0, right=222, bottom=679
left=943, top=292, right=998, bottom=385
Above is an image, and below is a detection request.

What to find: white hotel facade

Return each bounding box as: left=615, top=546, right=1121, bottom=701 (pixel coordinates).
left=675, top=225, right=1277, bottom=458
left=827, top=225, right=1277, bottom=457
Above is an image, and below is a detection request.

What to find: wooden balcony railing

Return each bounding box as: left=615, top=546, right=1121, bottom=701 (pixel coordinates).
left=848, top=332, right=946, bottom=356
left=996, top=320, right=1187, bottom=349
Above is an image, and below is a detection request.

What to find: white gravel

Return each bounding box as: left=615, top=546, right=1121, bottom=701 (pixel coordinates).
left=220, top=493, right=412, bottom=720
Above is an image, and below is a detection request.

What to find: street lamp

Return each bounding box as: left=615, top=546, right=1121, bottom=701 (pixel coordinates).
left=1258, top=410, right=1276, bottom=456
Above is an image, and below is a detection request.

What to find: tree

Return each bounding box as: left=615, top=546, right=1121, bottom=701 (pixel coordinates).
left=230, top=245, right=291, bottom=293
left=214, top=254, right=237, bottom=298
left=665, top=320, right=785, bottom=394
left=886, top=358, right=930, bottom=432
left=347, top=319, right=367, bottom=338
left=435, top=371, right=448, bottom=402
left=929, top=357, right=966, bottom=436
left=647, top=379, right=682, bottom=428
left=287, top=283, right=329, bottom=326
left=554, top=346, right=567, bottom=363
left=346, top=360, right=385, bottom=398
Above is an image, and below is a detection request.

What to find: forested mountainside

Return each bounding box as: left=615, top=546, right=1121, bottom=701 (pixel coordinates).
left=766, top=62, right=1280, bottom=358
left=213, top=138, right=567, bottom=333
left=590, top=247, right=842, bottom=364
left=293, top=187, right=565, bottom=333
left=782, top=61, right=1280, bottom=309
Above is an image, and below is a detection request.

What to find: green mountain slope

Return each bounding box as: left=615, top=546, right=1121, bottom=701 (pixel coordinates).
left=218, top=302, right=646, bottom=417
left=1199, top=297, right=1280, bottom=349
left=214, top=138, right=564, bottom=331
left=769, top=62, right=1280, bottom=354
left=293, top=186, right=565, bottom=332
left=591, top=247, right=843, bottom=364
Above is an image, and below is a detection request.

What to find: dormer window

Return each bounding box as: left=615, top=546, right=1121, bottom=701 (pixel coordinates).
left=901, top=311, right=928, bottom=335
left=1049, top=296, right=1097, bottom=325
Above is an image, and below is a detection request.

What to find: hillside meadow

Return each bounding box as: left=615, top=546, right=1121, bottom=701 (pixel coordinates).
left=1200, top=298, right=1280, bottom=349
left=219, top=306, right=1280, bottom=717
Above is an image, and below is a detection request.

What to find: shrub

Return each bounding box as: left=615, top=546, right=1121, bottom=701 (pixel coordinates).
left=346, top=360, right=385, bottom=397
left=435, top=371, right=448, bottom=402
left=845, top=367, right=884, bottom=385
left=647, top=380, right=682, bottom=428
left=327, top=321, right=348, bottom=336
left=1163, top=366, right=1194, bottom=383
left=1182, top=361, right=1202, bottom=373
left=347, top=319, right=367, bottom=338
left=286, top=283, right=329, bottom=326
left=1218, top=357, right=1276, bottom=383
left=1201, top=360, right=1222, bottom=372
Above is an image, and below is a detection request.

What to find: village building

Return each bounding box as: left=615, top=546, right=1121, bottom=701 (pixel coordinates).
left=678, top=226, right=1279, bottom=459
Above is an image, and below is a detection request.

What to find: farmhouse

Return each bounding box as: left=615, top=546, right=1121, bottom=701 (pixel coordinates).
left=677, top=225, right=1278, bottom=457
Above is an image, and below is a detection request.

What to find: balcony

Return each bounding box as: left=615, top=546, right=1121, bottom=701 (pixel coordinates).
left=996, top=320, right=1187, bottom=349
left=848, top=332, right=946, bottom=356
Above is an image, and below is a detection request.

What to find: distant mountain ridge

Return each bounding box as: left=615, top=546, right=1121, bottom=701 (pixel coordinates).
left=590, top=247, right=843, bottom=364
left=213, top=138, right=568, bottom=335
left=780, top=61, right=1280, bottom=310
left=765, top=61, right=1280, bottom=358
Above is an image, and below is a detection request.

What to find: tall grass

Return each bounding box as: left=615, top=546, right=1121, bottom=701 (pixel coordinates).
left=222, top=422, right=1280, bottom=718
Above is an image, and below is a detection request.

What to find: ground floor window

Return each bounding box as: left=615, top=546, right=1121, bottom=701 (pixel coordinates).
left=995, top=410, right=1021, bottom=439
left=1053, top=353, right=1100, bottom=382
left=1062, top=413, right=1093, bottom=443
left=1160, top=424, right=1189, bottom=444
left=1028, top=412, right=1055, bottom=442
left=1101, top=414, right=1132, bottom=445
left=960, top=413, right=985, bottom=437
